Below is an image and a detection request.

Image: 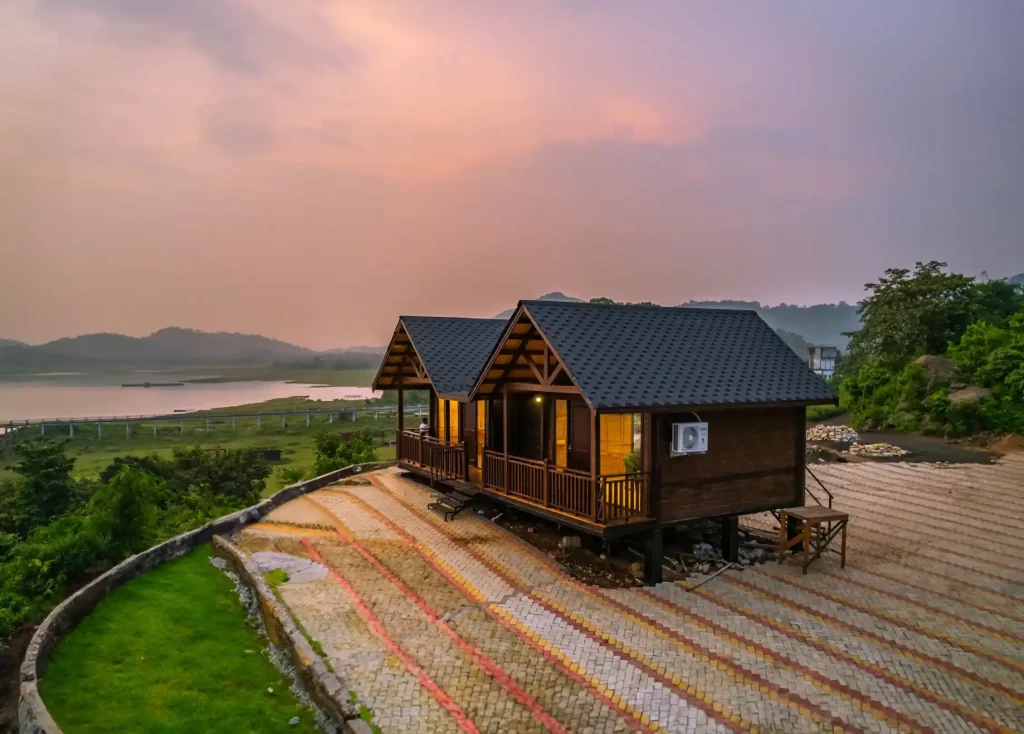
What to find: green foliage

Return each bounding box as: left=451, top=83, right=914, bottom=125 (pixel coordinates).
left=838, top=264, right=1024, bottom=438
left=40, top=546, right=319, bottom=733
left=313, top=428, right=378, bottom=475
left=0, top=441, right=275, bottom=641
left=2, top=440, right=82, bottom=535
left=847, top=262, right=971, bottom=369
left=278, top=465, right=309, bottom=485
left=264, top=569, right=289, bottom=586
left=806, top=404, right=846, bottom=422
left=89, top=466, right=160, bottom=557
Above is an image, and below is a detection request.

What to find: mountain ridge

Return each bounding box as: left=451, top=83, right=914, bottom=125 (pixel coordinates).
left=492, top=291, right=860, bottom=349
left=0, top=327, right=319, bottom=372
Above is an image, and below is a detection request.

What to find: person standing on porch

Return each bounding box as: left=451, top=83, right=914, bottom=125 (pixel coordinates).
left=419, top=417, right=429, bottom=437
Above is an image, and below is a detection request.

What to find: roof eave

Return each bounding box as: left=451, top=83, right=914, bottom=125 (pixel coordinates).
left=592, top=396, right=838, bottom=413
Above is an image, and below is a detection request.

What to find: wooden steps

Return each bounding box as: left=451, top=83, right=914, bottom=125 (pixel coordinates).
left=427, top=490, right=476, bottom=522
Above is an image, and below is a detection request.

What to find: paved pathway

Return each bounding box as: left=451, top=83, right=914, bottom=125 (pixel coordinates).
left=235, top=456, right=1024, bottom=733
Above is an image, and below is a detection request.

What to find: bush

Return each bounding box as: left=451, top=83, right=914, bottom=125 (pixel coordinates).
left=0, top=442, right=277, bottom=641
left=314, top=429, right=378, bottom=475
left=806, top=404, right=845, bottom=422
left=278, top=466, right=309, bottom=485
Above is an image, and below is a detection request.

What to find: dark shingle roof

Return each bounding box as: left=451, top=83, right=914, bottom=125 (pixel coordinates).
left=522, top=300, right=835, bottom=410
left=402, top=316, right=506, bottom=399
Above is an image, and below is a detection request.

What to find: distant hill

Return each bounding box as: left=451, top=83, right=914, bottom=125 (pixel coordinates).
left=1010, top=272, right=1024, bottom=285
left=0, top=338, right=24, bottom=349
left=677, top=300, right=860, bottom=349
left=494, top=292, right=856, bottom=352
left=0, top=327, right=316, bottom=372
left=493, top=291, right=584, bottom=319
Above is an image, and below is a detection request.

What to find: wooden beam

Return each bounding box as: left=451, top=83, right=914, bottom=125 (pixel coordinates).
left=397, top=389, right=405, bottom=433
left=506, top=383, right=579, bottom=394
left=521, top=354, right=545, bottom=384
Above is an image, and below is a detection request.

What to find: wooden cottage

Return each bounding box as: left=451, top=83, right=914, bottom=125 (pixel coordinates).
left=373, top=301, right=836, bottom=582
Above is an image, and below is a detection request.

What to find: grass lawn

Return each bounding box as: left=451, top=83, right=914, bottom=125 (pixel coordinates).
left=1, top=398, right=408, bottom=492
left=40, top=546, right=321, bottom=734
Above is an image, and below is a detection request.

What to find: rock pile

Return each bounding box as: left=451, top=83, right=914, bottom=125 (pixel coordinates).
left=806, top=424, right=860, bottom=443
left=848, top=442, right=910, bottom=458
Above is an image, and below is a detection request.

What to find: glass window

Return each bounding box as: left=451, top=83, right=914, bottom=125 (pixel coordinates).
left=555, top=400, right=568, bottom=467
left=448, top=400, right=460, bottom=443
left=477, top=400, right=486, bottom=467
left=600, top=413, right=643, bottom=475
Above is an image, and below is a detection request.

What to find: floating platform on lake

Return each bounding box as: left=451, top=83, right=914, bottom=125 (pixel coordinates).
left=121, top=382, right=185, bottom=388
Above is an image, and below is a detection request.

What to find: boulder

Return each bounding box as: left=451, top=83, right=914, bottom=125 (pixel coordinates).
left=948, top=386, right=992, bottom=404
left=914, top=355, right=956, bottom=381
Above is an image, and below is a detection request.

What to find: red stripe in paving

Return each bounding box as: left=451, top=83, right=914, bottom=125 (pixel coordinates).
left=724, top=575, right=1024, bottom=705
left=761, top=571, right=1024, bottom=677
left=631, top=588, right=924, bottom=733
left=817, top=569, right=1024, bottom=644
left=694, top=585, right=1018, bottom=733
left=309, top=502, right=567, bottom=733
left=361, top=481, right=788, bottom=734
left=837, top=564, right=1024, bottom=625
left=321, top=492, right=659, bottom=734
left=300, top=538, right=481, bottom=734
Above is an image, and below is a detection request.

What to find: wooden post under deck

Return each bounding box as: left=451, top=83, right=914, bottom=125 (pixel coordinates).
left=503, top=384, right=509, bottom=494
left=590, top=408, right=600, bottom=523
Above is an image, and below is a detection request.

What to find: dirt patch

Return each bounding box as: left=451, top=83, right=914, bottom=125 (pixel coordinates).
left=0, top=624, right=35, bottom=733
left=990, top=433, right=1024, bottom=454
left=474, top=502, right=640, bottom=588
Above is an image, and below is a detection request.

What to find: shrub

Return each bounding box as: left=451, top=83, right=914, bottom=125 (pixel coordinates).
left=314, top=429, right=378, bottom=475
left=278, top=466, right=309, bottom=485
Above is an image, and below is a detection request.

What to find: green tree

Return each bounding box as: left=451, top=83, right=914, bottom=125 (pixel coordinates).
left=844, top=262, right=977, bottom=370
left=1, top=440, right=81, bottom=536
left=314, top=429, right=378, bottom=475
left=89, top=466, right=160, bottom=557
left=845, top=262, right=1024, bottom=372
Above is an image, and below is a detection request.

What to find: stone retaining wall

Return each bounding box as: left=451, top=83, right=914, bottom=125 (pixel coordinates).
left=212, top=536, right=370, bottom=733
left=19, top=461, right=393, bottom=734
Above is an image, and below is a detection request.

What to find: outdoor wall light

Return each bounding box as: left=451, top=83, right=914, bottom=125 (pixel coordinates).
left=533, top=395, right=543, bottom=403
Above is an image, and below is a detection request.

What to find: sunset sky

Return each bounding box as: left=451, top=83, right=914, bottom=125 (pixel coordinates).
left=2, top=1, right=1022, bottom=349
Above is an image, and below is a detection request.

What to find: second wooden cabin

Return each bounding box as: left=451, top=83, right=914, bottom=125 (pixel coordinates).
left=373, top=300, right=836, bottom=581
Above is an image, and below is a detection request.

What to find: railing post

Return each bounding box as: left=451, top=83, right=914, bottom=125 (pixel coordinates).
left=542, top=459, right=549, bottom=507
left=418, top=433, right=423, bottom=466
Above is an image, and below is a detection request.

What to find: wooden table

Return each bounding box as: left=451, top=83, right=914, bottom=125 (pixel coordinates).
left=778, top=506, right=849, bottom=574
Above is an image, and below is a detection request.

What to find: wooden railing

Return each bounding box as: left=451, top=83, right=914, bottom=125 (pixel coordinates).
left=399, top=430, right=466, bottom=481
left=507, top=456, right=545, bottom=503
left=599, top=472, right=648, bottom=523
left=483, top=450, right=505, bottom=491
left=481, top=452, right=647, bottom=525
left=549, top=466, right=593, bottom=519
left=430, top=443, right=466, bottom=482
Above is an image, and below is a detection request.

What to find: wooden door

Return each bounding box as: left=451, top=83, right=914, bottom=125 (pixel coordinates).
left=464, top=402, right=478, bottom=466
left=568, top=403, right=591, bottom=471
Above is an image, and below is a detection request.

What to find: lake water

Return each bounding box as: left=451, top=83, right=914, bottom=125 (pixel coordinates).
left=0, top=375, right=380, bottom=422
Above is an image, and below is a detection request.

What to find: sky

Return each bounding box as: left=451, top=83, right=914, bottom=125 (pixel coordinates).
left=1, top=1, right=1022, bottom=349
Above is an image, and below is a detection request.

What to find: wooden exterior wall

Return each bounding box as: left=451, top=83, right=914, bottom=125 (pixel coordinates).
left=654, top=406, right=804, bottom=524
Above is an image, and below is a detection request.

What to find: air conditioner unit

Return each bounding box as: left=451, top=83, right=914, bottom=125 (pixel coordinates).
left=671, top=422, right=708, bottom=456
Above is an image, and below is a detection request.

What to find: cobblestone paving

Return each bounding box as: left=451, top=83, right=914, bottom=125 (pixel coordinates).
left=235, top=456, right=1024, bottom=733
